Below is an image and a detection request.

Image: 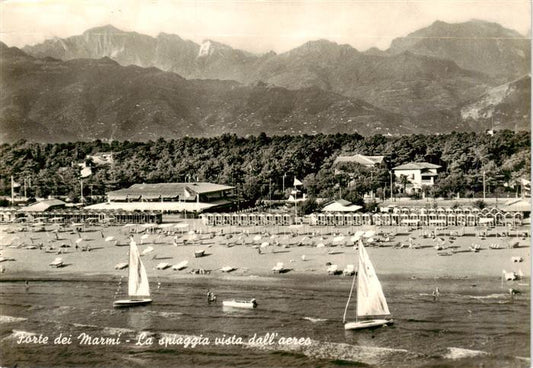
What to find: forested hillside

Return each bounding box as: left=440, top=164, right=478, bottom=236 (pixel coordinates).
left=0, top=131, right=529, bottom=205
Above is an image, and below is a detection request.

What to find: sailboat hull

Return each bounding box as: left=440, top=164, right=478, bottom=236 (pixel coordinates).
left=344, top=319, right=393, bottom=330
left=113, top=298, right=152, bottom=308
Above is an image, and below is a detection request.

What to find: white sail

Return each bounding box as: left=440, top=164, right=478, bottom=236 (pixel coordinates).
left=128, top=240, right=150, bottom=298
left=356, top=242, right=390, bottom=318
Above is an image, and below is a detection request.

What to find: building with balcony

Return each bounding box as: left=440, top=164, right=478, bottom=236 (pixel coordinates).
left=392, top=162, right=441, bottom=194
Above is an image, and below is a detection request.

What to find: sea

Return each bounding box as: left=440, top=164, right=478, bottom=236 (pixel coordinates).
left=0, top=274, right=529, bottom=368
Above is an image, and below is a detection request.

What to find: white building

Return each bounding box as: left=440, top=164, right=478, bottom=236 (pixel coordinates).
left=85, top=182, right=235, bottom=213
left=333, top=154, right=385, bottom=169
left=392, top=162, right=441, bottom=194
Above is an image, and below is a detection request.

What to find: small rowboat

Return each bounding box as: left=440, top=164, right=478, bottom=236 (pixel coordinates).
left=222, top=299, right=257, bottom=309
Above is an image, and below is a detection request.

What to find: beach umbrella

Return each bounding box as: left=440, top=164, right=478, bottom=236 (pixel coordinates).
left=75, top=238, right=84, bottom=244
left=333, top=235, right=345, bottom=243
left=260, top=242, right=269, bottom=248
left=316, top=243, right=325, bottom=248
left=105, top=236, right=115, bottom=242
left=253, top=235, right=262, bottom=242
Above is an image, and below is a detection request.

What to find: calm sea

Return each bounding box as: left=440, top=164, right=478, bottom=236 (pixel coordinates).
left=0, top=275, right=529, bottom=368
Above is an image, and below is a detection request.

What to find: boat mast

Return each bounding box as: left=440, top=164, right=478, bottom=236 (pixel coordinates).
left=343, top=241, right=360, bottom=324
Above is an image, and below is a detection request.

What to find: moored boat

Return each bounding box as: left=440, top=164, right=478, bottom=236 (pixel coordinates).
left=222, top=298, right=257, bottom=309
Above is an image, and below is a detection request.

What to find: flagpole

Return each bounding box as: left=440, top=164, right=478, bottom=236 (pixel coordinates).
left=11, top=176, right=14, bottom=205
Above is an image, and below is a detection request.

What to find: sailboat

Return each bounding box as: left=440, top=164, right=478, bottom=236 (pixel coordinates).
left=113, top=239, right=152, bottom=308
left=343, top=240, right=393, bottom=330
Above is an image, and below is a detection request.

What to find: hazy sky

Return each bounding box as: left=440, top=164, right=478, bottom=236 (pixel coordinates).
left=0, top=0, right=530, bottom=53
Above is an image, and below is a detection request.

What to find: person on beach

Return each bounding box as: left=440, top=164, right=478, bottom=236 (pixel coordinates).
left=207, top=290, right=216, bottom=303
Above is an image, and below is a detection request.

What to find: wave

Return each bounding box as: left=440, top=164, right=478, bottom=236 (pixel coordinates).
left=303, top=317, right=328, bottom=323
left=146, top=311, right=183, bottom=318
left=2, top=329, right=36, bottom=342
left=467, top=294, right=508, bottom=300
left=102, top=326, right=136, bottom=335
left=72, top=323, right=99, bottom=329
left=444, top=347, right=488, bottom=359
left=0, top=315, right=27, bottom=324
left=245, top=338, right=413, bottom=366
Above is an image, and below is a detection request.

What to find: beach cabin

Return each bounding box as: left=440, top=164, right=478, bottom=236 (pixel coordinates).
left=283, top=214, right=292, bottom=226
left=447, top=213, right=457, bottom=226
left=495, top=212, right=504, bottom=226
left=466, top=214, right=477, bottom=226
left=344, top=214, right=354, bottom=226
left=381, top=213, right=392, bottom=226
left=390, top=213, right=400, bottom=226
left=513, top=213, right=523, bottom=226
left=419, top=213, right=428, bottom=226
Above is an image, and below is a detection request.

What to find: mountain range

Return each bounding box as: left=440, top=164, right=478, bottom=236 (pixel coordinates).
left=0, top=42, right=411, bottom=142
left=0, top=19, right=530, bottom=142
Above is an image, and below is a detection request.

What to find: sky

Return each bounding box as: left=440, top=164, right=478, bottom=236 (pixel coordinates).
left=0, top=0, right=530, bottom=53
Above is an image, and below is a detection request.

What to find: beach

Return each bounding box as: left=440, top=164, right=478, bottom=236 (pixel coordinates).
left=0, top=220, right=529, bottom=281
left=0, top=220, right=530, bottom=368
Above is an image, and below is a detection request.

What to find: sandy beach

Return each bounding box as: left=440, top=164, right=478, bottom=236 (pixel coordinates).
left=0, top=220, right=530, bottom=281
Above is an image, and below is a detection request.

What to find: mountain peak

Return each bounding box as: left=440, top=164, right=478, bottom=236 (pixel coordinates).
left=83, top=24, right=124, bottom=35
left=388, top=19, right=530, bottom=78
left=288, top=39, right=358, bottom=56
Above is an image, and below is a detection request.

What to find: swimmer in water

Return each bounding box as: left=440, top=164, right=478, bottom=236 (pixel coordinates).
left=432, top=287, right=440, bottom=301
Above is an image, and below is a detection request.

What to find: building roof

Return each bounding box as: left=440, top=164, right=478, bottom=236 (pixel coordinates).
left=85, top=200, right=231, bottom=213
left=322, top=199, right=362, bottom=212
left=502, top=199, right=531, bottom=213
left=334, top=154, right=385, bottom=167
left=20, top=199, right=66, bottom=212
left=107, top=182, right=234, bottom=199
left=393, top=162, right=441, bottom=170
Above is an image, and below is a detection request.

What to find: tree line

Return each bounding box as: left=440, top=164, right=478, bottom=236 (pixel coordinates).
left=0, top=131, right=529, bottom=207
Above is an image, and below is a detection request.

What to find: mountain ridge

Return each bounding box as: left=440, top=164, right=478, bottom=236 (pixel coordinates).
left=1, top=45, right=414, bottom=143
